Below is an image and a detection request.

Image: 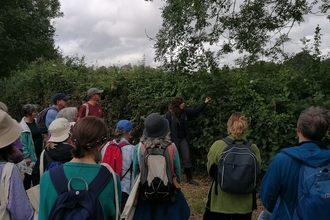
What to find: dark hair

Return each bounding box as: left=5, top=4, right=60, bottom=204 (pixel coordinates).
left=114, top=127, right=125, bottom=142
left=297, top=106, right=330, bottom=141
left=71, top=116, right=107, bottom=158
left=169, top=97, right=184, bottom=116
left=0, top=144, right=16, bottom=162
left=22, top=104, right=37, bottom=117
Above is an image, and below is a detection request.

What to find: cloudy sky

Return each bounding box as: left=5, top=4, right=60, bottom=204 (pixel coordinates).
left=54, top=0, right=330, bottom=68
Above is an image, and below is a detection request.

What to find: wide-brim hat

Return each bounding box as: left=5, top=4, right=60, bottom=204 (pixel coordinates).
left=0, top=110, right=22, bottom=149
left=48, top=118, right=71, bottom=142
left=143, top=113, right=169, bottom=139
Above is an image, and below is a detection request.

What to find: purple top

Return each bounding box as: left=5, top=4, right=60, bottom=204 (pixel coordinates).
left=8, top=139, right=23, bottom=163
left=0, top=163, right=34, bottom=220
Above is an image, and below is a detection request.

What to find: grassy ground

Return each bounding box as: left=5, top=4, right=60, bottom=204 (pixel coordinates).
left=180, top=175, right=263, bottom=220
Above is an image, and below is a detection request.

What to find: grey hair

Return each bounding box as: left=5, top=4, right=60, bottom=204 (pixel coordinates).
left=0, top=102, right=8, bottom=113
left=56, top=107, right=78, bottom=123
left=140, top=131, right=172, bottom=148
left=22, top=104, right=37, bottom=117
left=297, top=106, right=330, bottom=141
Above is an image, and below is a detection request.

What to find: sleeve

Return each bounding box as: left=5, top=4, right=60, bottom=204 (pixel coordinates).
left=185, top=102, right=207, bottom=118
left=7, top=166, right=34, bottom=220
left=39, top=172, right=58, bottom=220
left=251, top=144, right=261, bottom=167
left=20, top=132, right=30, bottom=158
left=77, top=104, right=87, bottom=119
left=45, top=109, right=57, bottom=129
left=207, top=140, right=222, bottom=175
left=173, top=147, right=181, bottom=183
left=259, top=153, right=285, bottom=213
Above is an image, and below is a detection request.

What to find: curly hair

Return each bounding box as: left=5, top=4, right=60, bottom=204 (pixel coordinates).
left=140, top=130, right=172, bottom=149
left=168, top=97, right=184, bottom=116
left=227, top=112, right=248, bottom=139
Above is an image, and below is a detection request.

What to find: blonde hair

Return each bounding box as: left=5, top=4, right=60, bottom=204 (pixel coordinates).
left=45, top=142, right=57, bottom=150
left=227, top=112, right=248, bottom=139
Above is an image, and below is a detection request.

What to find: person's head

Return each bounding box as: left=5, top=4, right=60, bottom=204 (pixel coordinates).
left=227, top=112, right=248, bottom=139
left=0, top=110, right=22, bottom=161
left=0, top=102, right=8, bottom=113
left=114, top=120, right=133, bottom=142
left=56, top=107, right=78, bottom=122
left=141, top=113, right=171, bottom=148
left=87, top=88, right=103, bottom=101
left=297, top=106, right=330, bottom=141
left=22, top=104, right=38, bottom=118
left=48, top=118, right=71, bottom=143
left=169, top=97, right=184, bottom=116
left=71, top=116, right=107, bottom=159
left=53, top=93, right=70, bottom=110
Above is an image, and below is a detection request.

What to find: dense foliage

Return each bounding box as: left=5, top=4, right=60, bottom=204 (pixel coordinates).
left=0, top=0, right=63, bottom=76
left=145, top=0, right=330, bottom=72
left=1, top=53, right=330, bottom=173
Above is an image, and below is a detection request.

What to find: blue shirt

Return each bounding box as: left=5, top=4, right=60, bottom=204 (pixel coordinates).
left=45, top=105, right=59, bottom=130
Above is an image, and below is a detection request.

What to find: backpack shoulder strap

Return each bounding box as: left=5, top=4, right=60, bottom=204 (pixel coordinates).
left=39, top=149, right=45, bottom=178
left=88, top=165, right=111, bottom=195
left=0, top=163, right=14, bottom=206
left=101, top=163, right=120, bottom=220
left=117, top=141, right=129, bottom=148
left=49, top=164, right=68, bottom=194
left=83, top=103, right=89, bottom=117
left=222, top=137, right=233, bottom=145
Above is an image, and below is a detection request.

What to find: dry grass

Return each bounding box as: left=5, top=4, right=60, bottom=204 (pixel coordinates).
left=181, top=175, right=263, bottom=220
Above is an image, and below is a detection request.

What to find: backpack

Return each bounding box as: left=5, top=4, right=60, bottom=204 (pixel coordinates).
left=48, top=164, right=119, bottom=220
left=40, top=149, right=61, bottom=173
left=102, top=140, right=130, bottom=180
left=0, top=163, right=14, bottom=220
left=293, top=163, right=330, bottom=220
left=36, top=106, right=57, bottom=133
left=217, top=137, right=259, bottom=194
left=138, top=143, right=176, bottom=203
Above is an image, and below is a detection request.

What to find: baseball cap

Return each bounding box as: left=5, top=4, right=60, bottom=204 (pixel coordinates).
left=53, top=93, right=70, bottom=103
left=88, top=88, right=104, bottom=97
left=116, top=120, right=133, bottom=132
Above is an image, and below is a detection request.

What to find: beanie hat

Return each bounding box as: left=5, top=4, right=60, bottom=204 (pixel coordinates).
left=143, top=113, right=169, bottom=139
left=48, top=118, right=71, bottom=142
left=0, top=110, right=22, bottom=149
left=116, top=120, right=133, bottom=132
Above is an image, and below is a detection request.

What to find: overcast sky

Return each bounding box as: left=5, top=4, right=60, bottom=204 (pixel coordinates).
left=54, top=0, right=330, bottom=68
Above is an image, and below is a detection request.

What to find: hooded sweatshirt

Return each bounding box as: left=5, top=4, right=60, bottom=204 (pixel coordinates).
left=260, top=141, right=330, bottom=220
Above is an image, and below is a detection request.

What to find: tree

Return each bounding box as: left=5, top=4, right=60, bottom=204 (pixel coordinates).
left=146, top=0, right=330, bottom=73
left=0, top=0, right=63, bottom=76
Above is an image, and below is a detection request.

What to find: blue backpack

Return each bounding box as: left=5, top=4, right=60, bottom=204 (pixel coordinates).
left=293, top=163, right=330, bottom=220
left=48, top=164, right=111, bottom=220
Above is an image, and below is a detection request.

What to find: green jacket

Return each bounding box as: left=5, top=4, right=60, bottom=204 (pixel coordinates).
left=19, top=118, right=38, bottom=162
left=205, top=134, right=261, bottom=214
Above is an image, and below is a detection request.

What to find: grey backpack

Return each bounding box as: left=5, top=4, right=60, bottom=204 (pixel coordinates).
left=217, top=137, right=259, bottom=194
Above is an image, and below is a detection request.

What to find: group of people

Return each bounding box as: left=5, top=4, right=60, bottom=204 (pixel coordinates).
left=0, top=88, right=329, bottom=220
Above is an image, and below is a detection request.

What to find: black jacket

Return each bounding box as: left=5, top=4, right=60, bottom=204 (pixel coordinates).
left=164, top=102, right=207, bottom=145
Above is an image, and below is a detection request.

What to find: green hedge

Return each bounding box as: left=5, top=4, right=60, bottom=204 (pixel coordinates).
left=1, top=54, right=330, bottom=173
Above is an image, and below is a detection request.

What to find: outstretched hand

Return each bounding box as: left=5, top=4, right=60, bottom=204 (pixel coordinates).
left=205, top=97, right=212, bottom=103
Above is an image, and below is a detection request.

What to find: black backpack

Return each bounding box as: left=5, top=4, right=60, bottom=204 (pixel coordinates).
left=217, top=137, right=259, bottom=194
left=48, top=164, right=111, bottom=220
left=36, top=106, right=58, bottom=133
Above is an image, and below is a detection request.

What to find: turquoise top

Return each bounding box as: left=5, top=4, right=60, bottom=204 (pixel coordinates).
left=39, top=162, right=121, bottom=220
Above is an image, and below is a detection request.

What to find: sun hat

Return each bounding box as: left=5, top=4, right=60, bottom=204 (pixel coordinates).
left=0, top=110, right=22, bottom=149
left=48, top=118, right=71, bottom=142
left=53, top=93, right=70, bottom=103
left=116, top=120, right=133, bottom=132
left=143, top=113, right=169, bottom=139
left=87, top=88, right=104, bottom=97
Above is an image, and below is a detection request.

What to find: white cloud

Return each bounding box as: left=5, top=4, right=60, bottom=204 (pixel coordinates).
left=54, top=0, right=330, bottom=68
